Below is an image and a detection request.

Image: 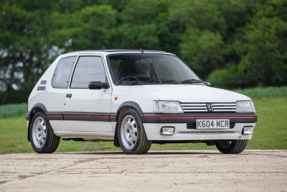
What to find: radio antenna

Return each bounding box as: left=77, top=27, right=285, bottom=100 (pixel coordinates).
left=111, top=16, right=144, bottom=53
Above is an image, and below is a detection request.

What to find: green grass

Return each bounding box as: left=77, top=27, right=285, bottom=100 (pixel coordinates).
left=0, top=97, right=286, bottom=154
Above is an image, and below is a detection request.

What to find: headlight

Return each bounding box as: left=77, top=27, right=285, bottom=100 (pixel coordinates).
left=236, top=100, right=256, bottom=113
left=154, top=101, right=183, bottom=113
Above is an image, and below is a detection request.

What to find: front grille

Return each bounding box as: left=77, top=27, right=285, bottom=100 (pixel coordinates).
left=187, top=123, right=235, bottom=129
left=180, top=102, right=236, bottom=113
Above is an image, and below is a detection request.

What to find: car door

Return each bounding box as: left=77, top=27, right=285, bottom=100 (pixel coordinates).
left=47, top=56, right=77, bottom=132
left=63, top=55, right=113, bottom=132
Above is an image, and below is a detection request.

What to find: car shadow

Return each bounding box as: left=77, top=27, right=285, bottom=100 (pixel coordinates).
left=60, top=151, right=221, bottom=155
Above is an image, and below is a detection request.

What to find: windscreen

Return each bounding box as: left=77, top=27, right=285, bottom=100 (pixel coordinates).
left=107, top=54, right=200, bottom=85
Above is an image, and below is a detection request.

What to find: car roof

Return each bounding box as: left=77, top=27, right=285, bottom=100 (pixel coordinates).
left=60, top=49, right=174, bottom=58
left=69, top=49, right=166, bottom=53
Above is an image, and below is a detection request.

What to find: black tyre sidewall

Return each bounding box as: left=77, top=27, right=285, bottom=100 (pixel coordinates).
left=30, top=112, right=53, bottom=153
left=215, top=141, right=236, bottom=153
left=216, top=140, right=248, bottom=154
left=117, top=109, right=143, bottom=154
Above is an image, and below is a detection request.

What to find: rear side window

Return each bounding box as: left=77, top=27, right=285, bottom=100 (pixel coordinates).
left=52, top=56, right=76, bottom=88
left=71, top=56, right=106, bottom=89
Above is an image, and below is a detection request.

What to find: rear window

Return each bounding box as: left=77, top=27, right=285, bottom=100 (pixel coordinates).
left=52, top=56, right=77, bottom=88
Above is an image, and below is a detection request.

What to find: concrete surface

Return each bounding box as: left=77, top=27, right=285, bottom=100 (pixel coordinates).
left=0, top=150, right=286, bottom=192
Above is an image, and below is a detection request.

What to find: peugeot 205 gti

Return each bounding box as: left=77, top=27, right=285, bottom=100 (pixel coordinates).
left=25, top=50, right=257, bottom=154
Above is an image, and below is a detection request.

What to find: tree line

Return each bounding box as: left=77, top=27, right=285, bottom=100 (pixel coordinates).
left=0, top=0, right=286, bottom=104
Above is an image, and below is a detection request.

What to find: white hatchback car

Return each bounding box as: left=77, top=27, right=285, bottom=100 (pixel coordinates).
left=26, top=50, right=257, bottom=154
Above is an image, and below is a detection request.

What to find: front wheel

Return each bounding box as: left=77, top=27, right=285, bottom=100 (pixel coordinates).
left=118, top=109, right=152, bottom=154
left=30, top=112, right=60, bottom=153
left=215, top=140, right=248, bottom=154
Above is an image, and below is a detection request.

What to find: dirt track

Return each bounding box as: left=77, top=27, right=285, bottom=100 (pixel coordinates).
left=0, top=150, right=286, bottom=192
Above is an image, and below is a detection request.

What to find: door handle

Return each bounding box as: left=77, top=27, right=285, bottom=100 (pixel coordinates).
left=66, top=93, right=72, bottom=98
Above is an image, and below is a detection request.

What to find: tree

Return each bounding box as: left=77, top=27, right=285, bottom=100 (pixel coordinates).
left=50, top=4, right=117, bottom=51
left=207, top=0, right=287, bottom=88
left=238, top=17, right=287, bottom=87
left=0, top=1, right=58, bottom=104
left=180, top=29, right=225, bottom=79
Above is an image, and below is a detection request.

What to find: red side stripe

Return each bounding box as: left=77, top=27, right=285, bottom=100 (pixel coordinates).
left=64, top=115, right=109, bottom=118
left=144, top=116, right=257, bottom=119
left=47, top=115, right=62, bottom=117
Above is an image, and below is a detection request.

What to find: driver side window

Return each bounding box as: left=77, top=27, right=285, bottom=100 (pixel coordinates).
left=71, top=56, right=106, bottom=89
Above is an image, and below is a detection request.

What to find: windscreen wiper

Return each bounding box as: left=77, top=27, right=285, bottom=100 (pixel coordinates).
left=145, top=79, right=176, bottom=82
left=130, top=79, right=175, bottom=85
left=173, top=79, right=203, bottom=84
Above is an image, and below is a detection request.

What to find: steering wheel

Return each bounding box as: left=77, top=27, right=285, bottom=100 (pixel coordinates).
left=117, top=76, right=140, bottom=84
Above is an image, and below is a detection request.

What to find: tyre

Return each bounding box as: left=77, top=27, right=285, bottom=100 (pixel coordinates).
left=30, top=112, right=60, bottom=153
left=118, top=108, right=152, bottom=154
left=215, top=140, right=248, bottom=154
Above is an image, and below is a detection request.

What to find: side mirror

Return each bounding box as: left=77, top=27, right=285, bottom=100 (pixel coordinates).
left=204, top=82, right=211, bottom=87
left=88, top=81, right=109, bottom=89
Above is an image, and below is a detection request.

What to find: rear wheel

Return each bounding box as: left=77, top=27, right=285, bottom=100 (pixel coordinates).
left=118, top=109, right=152, bottom=154
left=30, top=112, right=60, bottom=153
left=215, top=140, right=248, bottom=154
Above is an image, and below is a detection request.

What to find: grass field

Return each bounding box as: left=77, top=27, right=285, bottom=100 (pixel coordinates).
left=0, top=96, right=286, bottom=154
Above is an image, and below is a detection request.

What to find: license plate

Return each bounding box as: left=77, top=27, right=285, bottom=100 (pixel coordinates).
left=196, top=119, right=230, bottom=129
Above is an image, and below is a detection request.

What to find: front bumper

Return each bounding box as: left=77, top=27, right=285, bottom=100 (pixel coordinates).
left=144, top=123, right=255, bottom=141
left=142, top=113, right=257, bottom=141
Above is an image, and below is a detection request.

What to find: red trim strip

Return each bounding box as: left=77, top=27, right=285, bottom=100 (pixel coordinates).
left=144, top=116, right=257, bottom=119
left=47, top=115, right=62, bottom=117
left=110, top=116, right=116, bottom=118
left=64, top=115, right=109, bottom=118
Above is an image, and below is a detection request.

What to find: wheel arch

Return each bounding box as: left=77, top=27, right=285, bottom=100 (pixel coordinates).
left=115, top=101, right=145, bottom=123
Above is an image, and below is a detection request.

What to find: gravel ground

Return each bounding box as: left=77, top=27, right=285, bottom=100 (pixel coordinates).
left=0, top=150, right=286, bottom=192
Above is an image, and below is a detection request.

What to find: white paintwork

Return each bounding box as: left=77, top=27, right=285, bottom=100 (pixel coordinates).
left=28, top=56, right=69, bottom=111
left=64, top=121, right=113, bottom=132
left=54, top=131, right=114, bottom=140
left=49, top=121, right=69, bottom=131
left=114, top=85, right=251, bottom=103
left=27, top=50, right=256, bottom=142
left=111, top=86, right=159, bottom=113
left=64, top=89, right=113, bottom=132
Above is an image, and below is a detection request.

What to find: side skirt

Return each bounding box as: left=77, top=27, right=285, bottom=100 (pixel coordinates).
left=54, top=131, right=114, bottom=141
